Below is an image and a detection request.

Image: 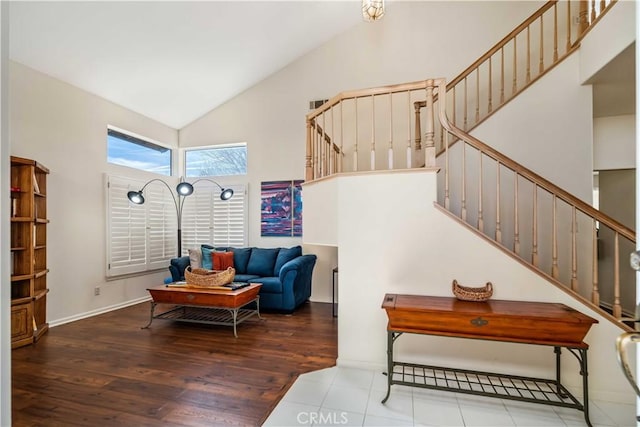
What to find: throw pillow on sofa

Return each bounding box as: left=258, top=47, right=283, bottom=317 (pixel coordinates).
left=188, top=248, right=202, bottom=269
left=213, top=251, right=235, bottom=270
left=201, top=245, right=226, bottom=270
left=246, top=248, right=280, bottom=277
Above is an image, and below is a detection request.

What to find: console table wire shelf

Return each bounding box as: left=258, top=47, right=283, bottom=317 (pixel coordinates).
left=390, top=361, right=583, bottom=409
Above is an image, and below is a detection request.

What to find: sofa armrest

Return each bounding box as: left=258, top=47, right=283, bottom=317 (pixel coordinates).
left=279, top=254, right=317, bottom=309
left=169, top=256, right=191, bottom=282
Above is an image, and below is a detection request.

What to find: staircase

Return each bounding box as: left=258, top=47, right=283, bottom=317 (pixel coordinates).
left=305, top=0, right=634, bottom=331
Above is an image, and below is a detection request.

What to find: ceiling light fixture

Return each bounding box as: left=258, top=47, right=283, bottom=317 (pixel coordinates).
left=362, top=0, right=385, bottom=22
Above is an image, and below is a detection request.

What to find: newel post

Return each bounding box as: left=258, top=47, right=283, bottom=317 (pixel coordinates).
left=424, top=80, right=436, bottom=168
left=306, top=119, right=314, bottom=181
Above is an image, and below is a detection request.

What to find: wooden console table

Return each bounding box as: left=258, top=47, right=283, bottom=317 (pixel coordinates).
left=382, top=294, right=598, bottom=426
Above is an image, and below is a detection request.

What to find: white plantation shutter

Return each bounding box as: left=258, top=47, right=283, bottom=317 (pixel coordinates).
left=181, top=182, right=247, bottom=253
left=106, top=175, right=178, bottom=277
left=213, top=184, right=247, bottom=247
left=146, top=181, right=178, bottom=268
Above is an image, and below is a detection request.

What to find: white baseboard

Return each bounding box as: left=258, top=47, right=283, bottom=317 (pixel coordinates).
left=49, top=296, right=151, bottom=328
left=336, top=357, right=385, bottom=372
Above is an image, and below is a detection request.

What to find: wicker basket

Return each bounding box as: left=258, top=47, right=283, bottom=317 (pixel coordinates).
left=185, top=266, right=236, bottom=288
left=452, top=279, right=493, bottom=302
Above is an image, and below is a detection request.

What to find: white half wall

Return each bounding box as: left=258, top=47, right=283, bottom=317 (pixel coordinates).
left=594, top=115, right=636, bottom=170
left=9, top=61, right=179, bottom=324
left=317, top=169, right=632, bottom=403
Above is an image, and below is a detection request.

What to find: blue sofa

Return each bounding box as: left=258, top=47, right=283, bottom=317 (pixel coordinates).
left=168, top=245, right=316, bottom=313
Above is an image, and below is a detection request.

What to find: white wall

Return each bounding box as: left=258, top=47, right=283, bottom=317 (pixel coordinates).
left=1, top=1, right=10, bottom=423
left=471, top=53, right=594, bottom=203
left=594, top=115, right=636, bottom=170
left=303, top=170, right=632, bottom=403
left=579, top=0, right=635, bottom=84
left=180, top=0, right=543, bottom=301
left=9, top=61, right=179, bottom=324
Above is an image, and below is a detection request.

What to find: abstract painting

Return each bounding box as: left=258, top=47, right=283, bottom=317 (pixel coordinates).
left=261, top=180, right=303, bottom=237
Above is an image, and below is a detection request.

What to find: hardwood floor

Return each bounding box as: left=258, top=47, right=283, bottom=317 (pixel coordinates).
left=12, top=301, right=338, bottom=426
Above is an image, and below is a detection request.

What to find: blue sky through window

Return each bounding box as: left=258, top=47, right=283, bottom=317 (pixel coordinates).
left=185, top=145, right=247, bottom=177
left=107, top=133, right=171, bottom=176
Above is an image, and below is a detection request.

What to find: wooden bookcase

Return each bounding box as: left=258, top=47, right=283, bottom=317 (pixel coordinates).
left=10, top=156, right=49, bottom=349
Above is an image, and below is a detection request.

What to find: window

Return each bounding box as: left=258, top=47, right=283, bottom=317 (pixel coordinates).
left=106, top=175, right=177, bottom=277
left=185, top=144, right=247, bottom=177
left=107, top=127, right=172, bottom=176
left=181, top=182, right=247, bottom=254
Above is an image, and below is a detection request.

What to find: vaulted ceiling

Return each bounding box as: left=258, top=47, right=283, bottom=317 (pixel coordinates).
left=9, top=1, right=363, bottom=129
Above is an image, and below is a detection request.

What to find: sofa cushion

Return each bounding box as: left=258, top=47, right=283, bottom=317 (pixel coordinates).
left=230, top=247, right=252, bottom=274
left=247, top=248, right=280, bottom=276
left=273, top=245, right=302, bottom=275
left=248, top=277, right=283, bottom=294
left=213, top=251, right=234, bottom=270
left=188, top=247, right=202, bottom=269
left=234, top=274, right=260, bottom=282
left=201, top=245, right=226, bottom=270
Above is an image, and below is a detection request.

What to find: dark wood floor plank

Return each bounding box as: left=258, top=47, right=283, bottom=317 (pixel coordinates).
left=12, top=301, right=337, bottom=426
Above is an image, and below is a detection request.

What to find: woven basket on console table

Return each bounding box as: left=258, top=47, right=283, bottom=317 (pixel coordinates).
left=185, top=266, right=235, bottom=288
left=452, top=279, right=493, bottom=302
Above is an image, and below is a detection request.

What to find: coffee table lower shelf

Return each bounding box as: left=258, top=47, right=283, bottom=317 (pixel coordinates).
left=143, top=301, right=260, bottom=337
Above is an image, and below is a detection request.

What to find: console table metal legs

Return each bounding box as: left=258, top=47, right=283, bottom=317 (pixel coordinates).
left=383, top=331, right=592, bottom=427
left=142, top=299, right=261, bottom=337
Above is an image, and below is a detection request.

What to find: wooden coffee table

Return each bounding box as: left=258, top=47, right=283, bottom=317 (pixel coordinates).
left=143, top=283, right=262, bottom=337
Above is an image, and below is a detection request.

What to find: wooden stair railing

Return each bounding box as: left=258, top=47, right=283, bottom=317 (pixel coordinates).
left=428, top=78, right=635, bottom=323
left=414, top=0, right=616, bottom=153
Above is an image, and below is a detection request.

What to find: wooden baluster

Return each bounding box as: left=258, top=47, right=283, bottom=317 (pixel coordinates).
left=313, top=120, right=318, bottom=178
left=512, top=37, right=518, bottom=96
left=590, top=0, right=596, bottom=23
left=475, top=68, right=480, bottom=124
left=464, top=77, right=469, bottom=131
left=591, top=220, right=599, bottom=306
left=461, top=144, right=467, bottom=221
left=579, top=1, right=589, bottom=35
left=613, top=232, right=622, bottom=319
left=414, top=100, right=422, bottom=152
left=424, top=81, right=435, bottom=168
left=339, top=101, right=344, bottom=173
left=388, top=93, right=393, bottom=170
left=500, top=47, right=505, bottom=104
left=552, top=195, right=559, bottom=279
left=322, top=111, right=326, bottom=177
left=370, top=94, right=375, bottom=171
left=526, top=26, right=531, bottom=83
left=600, top=0, right=606, bottom=15
left=305, top=119, right=313, bottom=181
left=488, top=57, right=493, bottom=113
left=445, top=110, right=450, bottom=210
left=407, top=91, right=412, bottom=169
left=331, top=106, right=335, bottom=175
left=452, top=86, right=457, bottom=128
left=496, top=162, right=502, bottom=244
left=571, top=206, right=578, bottom=291
left=478, top=152, right=484, bottom=232
left=514, top=174, right=520, bottom=255
left=354, top=97, right=359, bottom=172
left=566, top=0, right=572, bottom=50
left=539, top=14, right=544, bottom=74
left=553, top=3, right=558, bottom=62
left=532, top=184, right=539, bottom=266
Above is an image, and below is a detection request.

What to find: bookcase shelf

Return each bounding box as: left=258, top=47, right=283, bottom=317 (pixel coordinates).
left=10, top=156, right=49, bottom=349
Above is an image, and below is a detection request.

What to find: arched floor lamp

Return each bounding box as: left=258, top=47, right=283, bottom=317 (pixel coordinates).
left=127, top=178, right=233, bottom=256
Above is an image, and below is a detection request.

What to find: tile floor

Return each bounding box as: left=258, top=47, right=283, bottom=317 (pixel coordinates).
left=263, top=366, right=636, bottom=427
